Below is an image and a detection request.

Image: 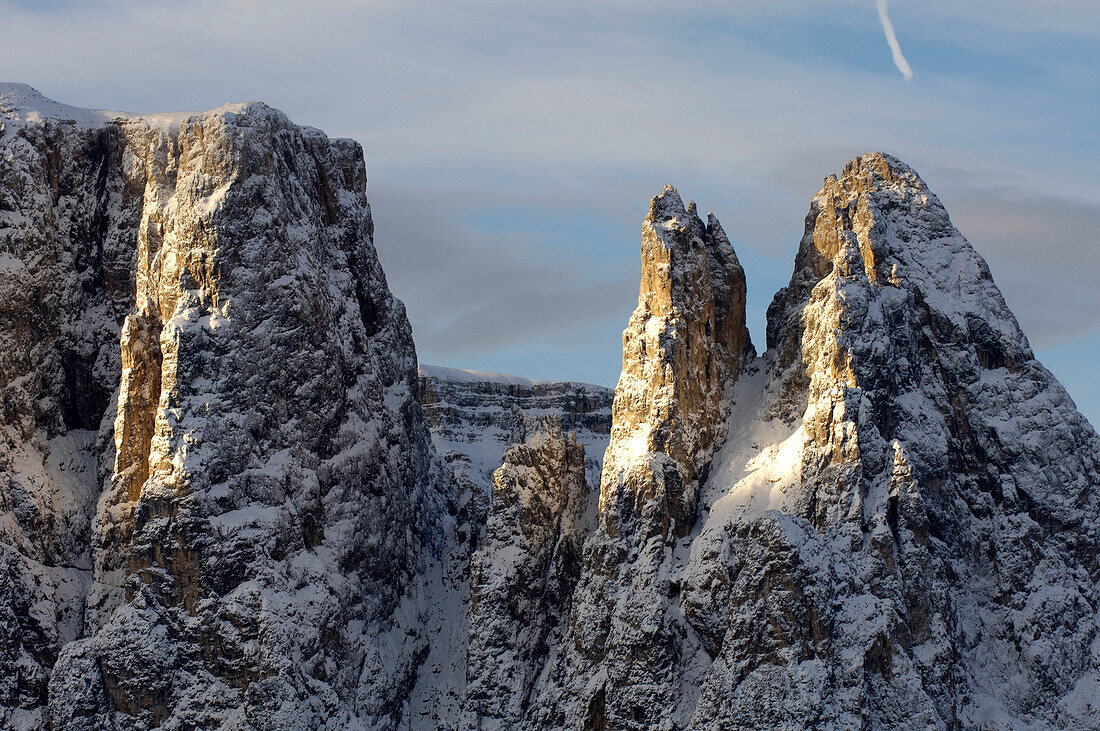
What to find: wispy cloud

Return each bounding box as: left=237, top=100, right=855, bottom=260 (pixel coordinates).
left=875, top=0, right=913, bottom=80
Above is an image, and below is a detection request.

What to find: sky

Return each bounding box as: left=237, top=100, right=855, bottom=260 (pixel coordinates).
left=1, top=0, right=1097, bottom=424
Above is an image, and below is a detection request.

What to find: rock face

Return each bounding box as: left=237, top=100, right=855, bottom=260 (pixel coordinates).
left=466, top=418, right=589, bottom=728
left=682, top=153, right=1100, bottom=729
left=1, top=85, right=147, bottom=729
left=0, top=84, right=449, bottom=729
left=529, top=156, right=1100, bottom=730
left=527, top=187, right=754, bottom=729
left=3, top=83, right=1098, bottom=731
left=598, top=186, right=753, bottom=541
left=417, top=363, right=612, bottom=509
left=406, top=369, right=611, bottom=729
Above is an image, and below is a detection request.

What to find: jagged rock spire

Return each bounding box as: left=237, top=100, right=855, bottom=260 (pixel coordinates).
left=530, top=187, right=755, bottom=730
left=600, top=184, right=752, bottom=540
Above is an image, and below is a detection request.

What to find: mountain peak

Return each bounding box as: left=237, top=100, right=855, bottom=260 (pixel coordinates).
left=833, top=150, right=919, bottom=189
left=0, top=82, right=292, bottom=136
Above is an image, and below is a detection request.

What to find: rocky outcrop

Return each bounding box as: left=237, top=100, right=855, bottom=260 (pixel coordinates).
left=405, top=371, right=610, bottom=728
left=522, top=159, right=1098, bottom=730
left=417, top=363, right=611, bottom=554
left=598, top=186, right=753, bottom=541
left=531, top=187, right=755, bottom=729
left=680, top=153, right=1100, bottom=729
left=417, top=364, right=612, bottom=490
left=466, top=418, right=589, bottom=728
left=0, top=84, right=450, bottom=729
left=3, top=83, right=1098, bottom=731
left=1, top=85, right=144, bottom=729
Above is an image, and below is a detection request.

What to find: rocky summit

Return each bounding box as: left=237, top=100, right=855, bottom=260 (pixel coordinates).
left=1, top=86, right=1097, bottom=730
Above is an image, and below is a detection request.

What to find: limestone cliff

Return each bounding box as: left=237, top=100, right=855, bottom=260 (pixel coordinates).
left=599, top=186, right=753, bottom=541
left=466, top=418, right=589, bottom=728
left=406, top=370, right=611, bottom=728
left=0, top=84, right=450, bottom=729
left=417, top=363, right=612, bottom=499
left=679, top=153, right=1100, bottom=729
left=3, top=84, right=1098, bottom=731
left=530, top=156, right=1100, bottom=730
left=531, top=187, right=755, bottom=728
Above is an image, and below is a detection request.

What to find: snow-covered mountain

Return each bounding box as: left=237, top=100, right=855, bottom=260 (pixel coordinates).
left=0, top=83, right=451, bottom=729
left=526, top=157, right=1100, bottom=730
left=1, top=86, right=1097, bottom=730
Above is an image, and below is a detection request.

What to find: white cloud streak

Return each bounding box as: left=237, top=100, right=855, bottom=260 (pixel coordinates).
left=875, top=0, right=913, bottom=80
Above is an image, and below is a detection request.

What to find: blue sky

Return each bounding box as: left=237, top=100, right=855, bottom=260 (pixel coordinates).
left=1, top=0, right=1097, bottom=423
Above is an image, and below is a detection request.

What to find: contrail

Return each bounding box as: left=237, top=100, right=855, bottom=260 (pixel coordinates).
left=875, top=0, right=913, bottom=81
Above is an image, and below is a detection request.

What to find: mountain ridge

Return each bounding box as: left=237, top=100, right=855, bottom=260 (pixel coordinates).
left=0, top=87, right=1096, bottom=730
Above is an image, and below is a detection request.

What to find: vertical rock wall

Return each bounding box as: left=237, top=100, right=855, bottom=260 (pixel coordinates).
left=532, top=187, right=754, bottom=730
left=0, top=85, right=451, bottom=730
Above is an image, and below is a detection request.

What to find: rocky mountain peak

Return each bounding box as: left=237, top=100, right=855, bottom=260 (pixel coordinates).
left=600, top=185, right=752, bottom=541
left=1, top=87, right=449, bottom=729
left=2, top=85, right=1098, bottom=730
left=526, top=156, right=1099, bottom=730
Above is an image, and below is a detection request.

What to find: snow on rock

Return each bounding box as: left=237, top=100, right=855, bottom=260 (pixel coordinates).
left=0, top=84, right=452, bottom=729
left=417, top=362, right=612, bottom=509
left=529, top=186, right=755, bottom=729
left=465, top=418, right=589, bottom=728
left=3, top=82, right=1098, bottom=730
left=406, top=369, right=612, bottom=729
left=695, top=152, right=1100, bottom=729
left=514, top=158, right=1098, bottom=729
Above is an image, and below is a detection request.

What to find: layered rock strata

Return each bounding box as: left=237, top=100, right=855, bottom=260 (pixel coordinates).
left=417, top=364, right=612, bottom=490
left=407, top=372, right=610, bottom=729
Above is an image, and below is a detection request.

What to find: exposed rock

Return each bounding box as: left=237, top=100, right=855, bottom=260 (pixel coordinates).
left=1, top=84, right=142, bottom=730
left=466, top=418, right=589, bottom=729
left=531, top=187, right=754, bottom=729
left=0, top=84, right=451, bottom=729
left=3, top=83, right=1098, bottom=731
left=417, top=363, right=612, bottom=526
left=599, top=186, right=753, bottom=541
left=405, top=370, right=611, bottom=728
left=526, top=159, right=1098, bottom=730
left=680, top=153, right=1100, bottom=729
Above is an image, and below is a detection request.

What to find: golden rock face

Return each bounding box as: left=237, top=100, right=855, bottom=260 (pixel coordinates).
left=600, top=185, right=752, bottom=540
left=0, top=87, right=449, bottom=728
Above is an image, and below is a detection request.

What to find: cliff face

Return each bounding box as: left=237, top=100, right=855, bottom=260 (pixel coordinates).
left=406, top=369, right=612, bottom=728
left=683, top=153, right=1100, bottom=729
left=598, top=186, right=753, bottom=542
left=1, top=86, right=144, bottom=726
left=2, top=84, right=1098, bottom=731
left=0, top=84, right=450, bottom=729
left=522, top=188, right=754, bottom=729
left=466, top=418, right=589, bottom=729
left=527, top=156, right=1100, bottom=730
left=417, top=363, right=612, bottom=492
